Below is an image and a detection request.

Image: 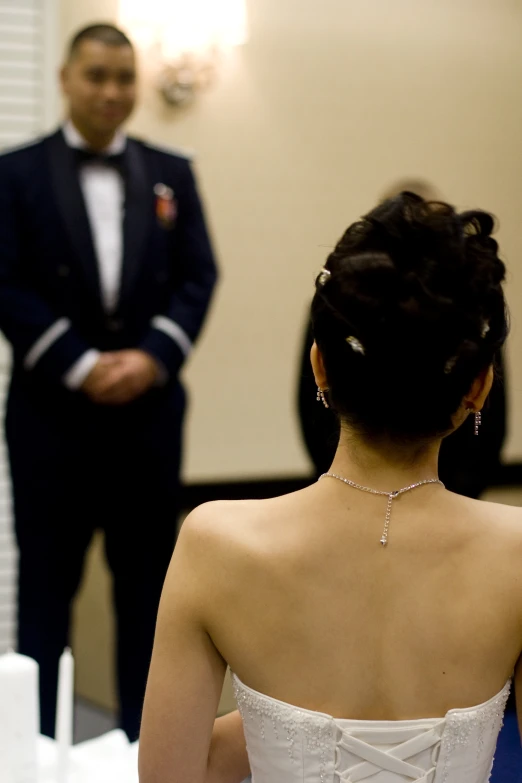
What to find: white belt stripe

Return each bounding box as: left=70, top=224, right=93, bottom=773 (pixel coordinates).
left=24, top=317, right=71, bottom=370
left=152, top=316, right=192, bottom=357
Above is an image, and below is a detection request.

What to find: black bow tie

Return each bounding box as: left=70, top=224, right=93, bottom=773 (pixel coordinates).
left=74, top=147, right=126, bottom=171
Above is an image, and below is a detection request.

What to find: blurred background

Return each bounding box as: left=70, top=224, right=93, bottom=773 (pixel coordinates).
left=0, top=0, right=521, bottom=763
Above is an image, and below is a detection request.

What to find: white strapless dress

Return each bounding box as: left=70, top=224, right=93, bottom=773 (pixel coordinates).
left=232, top=674, right=511, bottom=783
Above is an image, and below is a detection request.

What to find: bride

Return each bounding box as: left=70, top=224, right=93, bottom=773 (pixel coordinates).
left=139, top=192, right=520, bottom=782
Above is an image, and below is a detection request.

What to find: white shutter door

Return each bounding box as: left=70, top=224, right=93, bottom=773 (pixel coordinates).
left=0, top=0, right=58, bottom=652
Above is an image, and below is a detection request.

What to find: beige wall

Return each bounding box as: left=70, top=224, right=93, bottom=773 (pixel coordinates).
left=60, top=0, right=522, bottom=484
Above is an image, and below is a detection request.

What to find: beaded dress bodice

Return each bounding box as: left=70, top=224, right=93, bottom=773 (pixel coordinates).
left=233, top=674, right=510, bottom=783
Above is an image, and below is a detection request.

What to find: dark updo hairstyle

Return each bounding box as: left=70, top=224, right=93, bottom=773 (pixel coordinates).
left=311, top=192, right=508, bottom=440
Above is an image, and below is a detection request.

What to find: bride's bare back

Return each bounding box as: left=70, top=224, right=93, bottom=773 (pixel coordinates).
left=197, top=480, right=522, bottom=721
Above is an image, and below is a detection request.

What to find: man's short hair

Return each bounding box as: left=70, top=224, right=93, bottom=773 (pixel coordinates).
left=68, top=24, right=133, bottom=60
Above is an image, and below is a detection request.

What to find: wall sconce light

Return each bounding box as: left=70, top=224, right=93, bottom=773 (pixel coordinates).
left=119, top=0, right=248, bottom=106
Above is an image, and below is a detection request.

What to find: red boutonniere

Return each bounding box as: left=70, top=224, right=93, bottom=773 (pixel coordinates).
left=154, top=183, right=177, bottom=229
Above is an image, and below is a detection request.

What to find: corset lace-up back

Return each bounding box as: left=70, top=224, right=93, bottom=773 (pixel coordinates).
left=233, top=674, right=510, bottom=783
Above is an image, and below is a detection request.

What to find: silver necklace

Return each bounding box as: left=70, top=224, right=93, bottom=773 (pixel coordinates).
left=319, top=472, right=444, bottom=547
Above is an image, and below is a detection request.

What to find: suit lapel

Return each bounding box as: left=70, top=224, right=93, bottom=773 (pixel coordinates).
left=120, top=139, right=151, bottom=305
left=45, top=130, right=102, bottom=304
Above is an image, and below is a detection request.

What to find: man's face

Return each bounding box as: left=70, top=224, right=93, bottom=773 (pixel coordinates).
left=61, top=40, right=137, bottom=136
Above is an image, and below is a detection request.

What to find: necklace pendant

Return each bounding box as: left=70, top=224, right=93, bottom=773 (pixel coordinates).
left=319, top=473, right=444, bottom=548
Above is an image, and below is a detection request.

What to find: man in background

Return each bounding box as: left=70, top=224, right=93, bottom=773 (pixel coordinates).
left=0, top=24, right=217, bottom=739
left=298, top=179, right=506, bottom=497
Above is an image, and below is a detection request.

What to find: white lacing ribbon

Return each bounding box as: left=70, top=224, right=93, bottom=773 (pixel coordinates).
left=335, top=721, right=444, bottom=782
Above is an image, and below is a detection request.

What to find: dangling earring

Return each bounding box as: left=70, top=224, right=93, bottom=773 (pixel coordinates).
left=474, top=411, right=482, bottom=436
left=316, top=387, right=329, bottom=409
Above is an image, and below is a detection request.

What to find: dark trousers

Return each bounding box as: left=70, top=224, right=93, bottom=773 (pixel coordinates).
left=7, top=381, right=184, bottom=741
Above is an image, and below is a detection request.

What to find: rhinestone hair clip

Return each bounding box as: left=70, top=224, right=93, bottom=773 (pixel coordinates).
left=444, top=319, right=491, bottom=375
left=317, top=267, right=331, bottom=286
left=444, top=356, right=457, bottom=374
left=316, top=268, right=366, bottom=356
left=346, top=336, right=365, bottom=355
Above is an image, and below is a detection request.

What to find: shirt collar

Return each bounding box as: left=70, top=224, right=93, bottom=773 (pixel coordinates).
left=62, top=120, right=126, bottom=155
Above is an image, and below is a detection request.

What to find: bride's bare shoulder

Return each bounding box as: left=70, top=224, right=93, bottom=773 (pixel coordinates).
left=181, top=494, right=292, bottom=530
left=181, top=496, right=274, bottom=527
left=457, top=495, right=522, bottom=561
left=474, top=496, right=522, bottom=530
left=177, top=489, right=309, bottom=555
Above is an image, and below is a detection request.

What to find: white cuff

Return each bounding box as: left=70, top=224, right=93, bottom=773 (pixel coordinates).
left=151, top=316, right=192, bottom=357
left=24, top=318, right=71, bottom=370
left=63, top=349, right=100, bottom=390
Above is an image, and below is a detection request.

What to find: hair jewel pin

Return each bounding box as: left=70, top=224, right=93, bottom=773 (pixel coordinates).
left=317, top=268, right=331, bottom=287
left=346, top=336, right=365, bottom=355
left=444, top=355, right=457, bottom=374
left=445, top=320, right=490, bottom=375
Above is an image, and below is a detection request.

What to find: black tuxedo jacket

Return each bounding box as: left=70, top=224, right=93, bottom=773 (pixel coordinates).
left=0, top=129, right=217, bottom=409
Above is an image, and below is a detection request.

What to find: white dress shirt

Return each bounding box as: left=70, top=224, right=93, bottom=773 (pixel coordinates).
left=62, top=121, right=126, bottom=388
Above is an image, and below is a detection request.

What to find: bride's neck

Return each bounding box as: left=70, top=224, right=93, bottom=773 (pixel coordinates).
left=327, top=425, right=441, bottom=491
